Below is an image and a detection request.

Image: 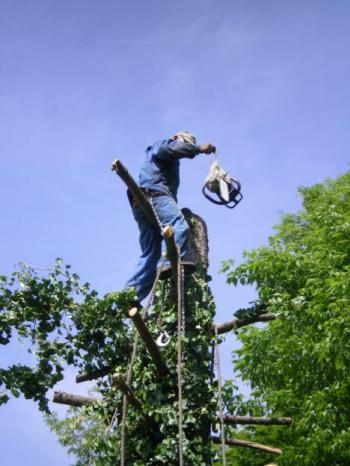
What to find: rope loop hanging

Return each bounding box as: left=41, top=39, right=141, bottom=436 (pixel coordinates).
left=214, top=324, right=227, bottom=466
left=177, top=249, right=185, bottom=466
left=117, top=254, right=167, bottom=466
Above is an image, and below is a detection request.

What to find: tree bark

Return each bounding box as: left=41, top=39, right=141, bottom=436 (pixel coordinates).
left=181, top=208, right=209, bottom=269
left=211, top=436, right=282, bottom=455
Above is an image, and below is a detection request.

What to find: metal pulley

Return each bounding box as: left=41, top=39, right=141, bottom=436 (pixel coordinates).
left=202, top=159, right=243, bottom=209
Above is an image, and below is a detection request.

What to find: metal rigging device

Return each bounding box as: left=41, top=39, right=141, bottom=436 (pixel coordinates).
left=202, top=159, right=243, bottom=209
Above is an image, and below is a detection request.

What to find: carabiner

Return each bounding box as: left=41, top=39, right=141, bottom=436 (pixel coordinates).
left=156, top=331, right=171, bottom=347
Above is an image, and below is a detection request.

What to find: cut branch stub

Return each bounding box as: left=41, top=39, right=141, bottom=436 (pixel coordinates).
left=76, top=366, right=111, bottom=383
left=113, top=372, right=144, bottom=414
left=210, top=436, right=282, bottom=455
left=53, top=391, right=96, bottom=407
left=113, top=372, right=158, bottom=432
left=128, top=307, right=169, bottom=377
left=220, top=415, right=292, bottom=426
left=215, top=313, right=276, bottom=335
left=181, top=208, right=209, bottom=269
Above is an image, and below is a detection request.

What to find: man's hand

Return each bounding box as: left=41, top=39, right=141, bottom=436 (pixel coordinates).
left=197, top=143, right=216, bottom=154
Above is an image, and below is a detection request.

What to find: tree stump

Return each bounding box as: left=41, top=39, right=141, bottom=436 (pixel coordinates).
left=182, top=208, right=209, bottom=270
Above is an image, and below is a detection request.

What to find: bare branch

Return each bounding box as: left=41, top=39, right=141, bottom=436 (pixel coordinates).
left=220, top=415, right=292, bottom=426
left=112, top=159, right=179, bottom=278
left=215, top=313, right=276, bottom=335
left=111, top=159, right=158, bottom=228
left=76, top=366, right=111, bottom=383
left=211, top=436, right=282, bottom=455
left=113, top=372, right=158, bottom=432
left=53, top=391, right=96, bottom=407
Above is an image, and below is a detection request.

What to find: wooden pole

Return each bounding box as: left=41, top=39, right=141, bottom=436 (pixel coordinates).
left=113, top=372, right=158, bottom=432
left=128, top=307, right=169, bottom=376
left=111, top=159, right=158, bottom=227
left=76, top=366, right=111, bottom=383
left=219, top=415, right=292, bottom=426
left=210, top=436, right=282, bottom=455
left=215, top=313, right=276, bottom=335
left=53, top=391, right=96, bottom=407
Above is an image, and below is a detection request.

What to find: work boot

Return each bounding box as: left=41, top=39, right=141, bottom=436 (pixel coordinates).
left=158, top=261, right=197, bottom=280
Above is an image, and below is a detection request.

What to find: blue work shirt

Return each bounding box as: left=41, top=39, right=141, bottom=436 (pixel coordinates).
left=138, top=139, right=198, bottom=200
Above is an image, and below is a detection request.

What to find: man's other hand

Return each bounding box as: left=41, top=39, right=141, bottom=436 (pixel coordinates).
left=197, top=143, right=216, bottom=154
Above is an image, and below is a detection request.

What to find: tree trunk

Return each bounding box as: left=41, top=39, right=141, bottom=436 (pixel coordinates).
left=182, top=208, right=209, bottom=269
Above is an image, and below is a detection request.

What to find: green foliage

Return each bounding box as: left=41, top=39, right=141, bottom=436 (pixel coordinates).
left=0, top=260, right=134, bottom=411
left=46, top=402, right=109, bottom=466
left=223, top=171, right=350, bottom=465
left=1, top=259, right=220, bottom=464
left=5, top=171, right=349, bottom=464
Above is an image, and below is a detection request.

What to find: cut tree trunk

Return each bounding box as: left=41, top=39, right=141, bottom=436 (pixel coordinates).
left=181, top=208, right=209, bottom=269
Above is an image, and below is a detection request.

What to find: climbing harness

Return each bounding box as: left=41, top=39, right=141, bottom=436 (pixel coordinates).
left=202, top=158, right=243, bottom=209
left=214, top=324, right=227, bottom=466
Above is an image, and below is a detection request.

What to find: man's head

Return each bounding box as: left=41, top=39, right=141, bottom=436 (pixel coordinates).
left=173, top=130, right=196, bottom=145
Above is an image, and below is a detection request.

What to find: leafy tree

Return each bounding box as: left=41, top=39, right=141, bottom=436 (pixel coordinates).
left=224, top=171, right=350, bottom=465
left=1, top=259, right=220, bottom=464
left=4, top=171, right=348, bottom=464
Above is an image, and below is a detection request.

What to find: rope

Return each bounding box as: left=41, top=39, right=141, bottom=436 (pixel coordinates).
left=177, top=251, right=185, bottom=466
left=120, top=332, right=139, bottom=466
left=214, top=325, right=226, bottom=466
left=118, top=253, right=167, bottom=466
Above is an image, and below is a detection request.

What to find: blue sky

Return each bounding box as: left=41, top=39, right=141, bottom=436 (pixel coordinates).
left=1, top=0, right=349, bottom=464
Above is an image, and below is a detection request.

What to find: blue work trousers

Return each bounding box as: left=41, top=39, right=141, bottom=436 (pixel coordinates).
left=125, top=194, right=189, bottom=301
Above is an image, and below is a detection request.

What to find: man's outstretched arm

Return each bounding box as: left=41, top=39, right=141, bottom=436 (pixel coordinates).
left=154, top=139, right=216, bottom=161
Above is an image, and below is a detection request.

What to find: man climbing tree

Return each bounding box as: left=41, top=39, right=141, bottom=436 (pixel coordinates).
left=124, top=131, right=216, bottom=303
